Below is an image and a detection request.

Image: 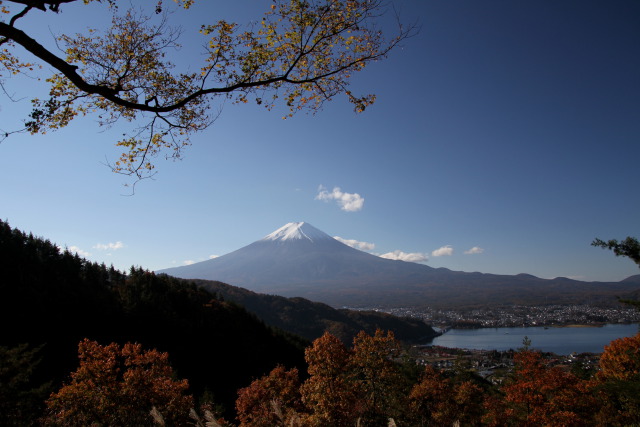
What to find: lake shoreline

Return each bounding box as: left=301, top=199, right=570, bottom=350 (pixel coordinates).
left=429, top=323, right=639, bottom=355
left=437, top=321, right=639, bottom=330
left=555, top=324, right=603, bottom=328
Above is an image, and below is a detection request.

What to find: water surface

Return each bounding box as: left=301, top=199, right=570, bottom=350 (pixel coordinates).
left=429, top=323, right=639, bottom=355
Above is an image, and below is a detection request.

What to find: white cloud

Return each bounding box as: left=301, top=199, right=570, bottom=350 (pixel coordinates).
left=94, top=241, right=124, bottom=251
left=432, top=245, right=454, bottom=257
left=184, top=260, right=195, bottom=265
left=380, top=250, right=429, bottom=263
left=315, top=185, right=364, bottom=212
left=334, top=236, right=375, bottom=251
left=68, top=246, right=91, bottom=257
left=464, top=246, right=484, bottom=255
left=209, top=255, right=219, bottom=259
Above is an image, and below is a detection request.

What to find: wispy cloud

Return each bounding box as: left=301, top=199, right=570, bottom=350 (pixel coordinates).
left=94, top=241, right=124, bottom=251
left=432, top=245, right=454, bottom=257
left=464, top=246, right=484, bottom=255
left=334, top=236, right=375, bottom=251
left=184, top=260, right=195, bottom=265
left=380, top=250, right=429, bottom=263
left=209, top=255, right=219, bottom=259
left=68, top=246, right=91, bottom=257
left=315, top=185, right=364, bottom=212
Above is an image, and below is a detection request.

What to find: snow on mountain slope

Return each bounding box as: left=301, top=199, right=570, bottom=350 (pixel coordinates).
left=261, top=222, right=332, bottom=242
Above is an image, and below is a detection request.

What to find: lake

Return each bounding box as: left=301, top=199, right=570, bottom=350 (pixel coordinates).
left=429, top=323, right=639, bottom=355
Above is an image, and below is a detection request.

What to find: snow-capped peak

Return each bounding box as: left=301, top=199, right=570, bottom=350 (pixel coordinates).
left=261, top=222, right=331, bottom=242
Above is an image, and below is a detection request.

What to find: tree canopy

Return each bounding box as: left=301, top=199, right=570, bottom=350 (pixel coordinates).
left=592, top=237, right=640, bottom=269
left=592, top=236, right=640, bottom=309
left=44, top=339, right=193, bottom=426
left=0, top=0, right=413, bottom=180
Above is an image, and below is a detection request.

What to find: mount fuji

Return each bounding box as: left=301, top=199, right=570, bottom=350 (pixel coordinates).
left=159, top=222, right=431, bottom=290
left=158, top=222, right=640, bottom=308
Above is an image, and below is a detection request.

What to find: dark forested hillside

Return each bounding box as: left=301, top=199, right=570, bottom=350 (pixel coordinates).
left=0, top=220, right=306, bottom=423
left=192, top=279, right=438, bottom=344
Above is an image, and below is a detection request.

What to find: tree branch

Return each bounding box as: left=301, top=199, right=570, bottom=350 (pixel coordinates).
left=0, top=0, right=417, bottom=181
left=8, top=0, right=78, bottom=12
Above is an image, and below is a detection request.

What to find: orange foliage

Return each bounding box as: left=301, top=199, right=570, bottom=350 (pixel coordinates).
left=300, top=332, right=360, bottom=426
left=44, top=339, right=192, bottom=426
left=234, top=331, right=640, bottom=426
left=594, top=332, right=640, bottom=425
left=598, top=332, right=640, bottom=382
left=236, top=366, right=303, bottom=427
left=410, top=365, right=485, bottom=426
left=243, top=330, right=409, bottom=425
left=349, top=330, right=407, bottom=424
left=488, top=350, right=596, bottom=426
left=409, top=365, right=457, bottom=425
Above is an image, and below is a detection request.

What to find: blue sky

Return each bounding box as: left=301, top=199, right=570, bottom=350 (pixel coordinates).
left=1, top=0, right=638, bottom=283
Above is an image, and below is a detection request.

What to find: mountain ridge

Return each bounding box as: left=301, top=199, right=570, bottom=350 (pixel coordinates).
left=158, top=222, right=640, bottom=309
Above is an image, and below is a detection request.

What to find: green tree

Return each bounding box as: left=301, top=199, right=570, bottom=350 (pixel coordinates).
left=592, top=236, right=640, bottom=308
left=592, top=237, right=640, bottom=268
left=0, top=343, right=51, bottom=426
left=1, top=0, right=414, bottom=179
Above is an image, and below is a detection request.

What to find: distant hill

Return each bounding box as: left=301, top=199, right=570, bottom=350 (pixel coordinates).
left=159, top=222, right=640, bottom=309
left=621, top=274, right=640, bottom=284
left=190, top=279, right=438, bottom=345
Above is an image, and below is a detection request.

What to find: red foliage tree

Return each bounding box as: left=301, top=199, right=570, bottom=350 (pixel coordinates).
left=409, top=365, right=485, bottom=426
left=44, top=339, right=193, bottom=426
left=409, top=365, right=456, bottom=425
left=486, top=350, right=596, bottom=426
left=236, top=365, right=303, bottom=427
left=349, top=330, right=407, bottom=424
left=595, top=332, right=640, bottom=425
left=297, top=330, right=410, bottom=425
left=599, top=332, right=640, bottom=382
left=299, top=332, right=360, bottom=426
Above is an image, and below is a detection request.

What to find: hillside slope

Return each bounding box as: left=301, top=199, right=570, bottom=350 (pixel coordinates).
left=192, top=279, right=438, bottom=344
